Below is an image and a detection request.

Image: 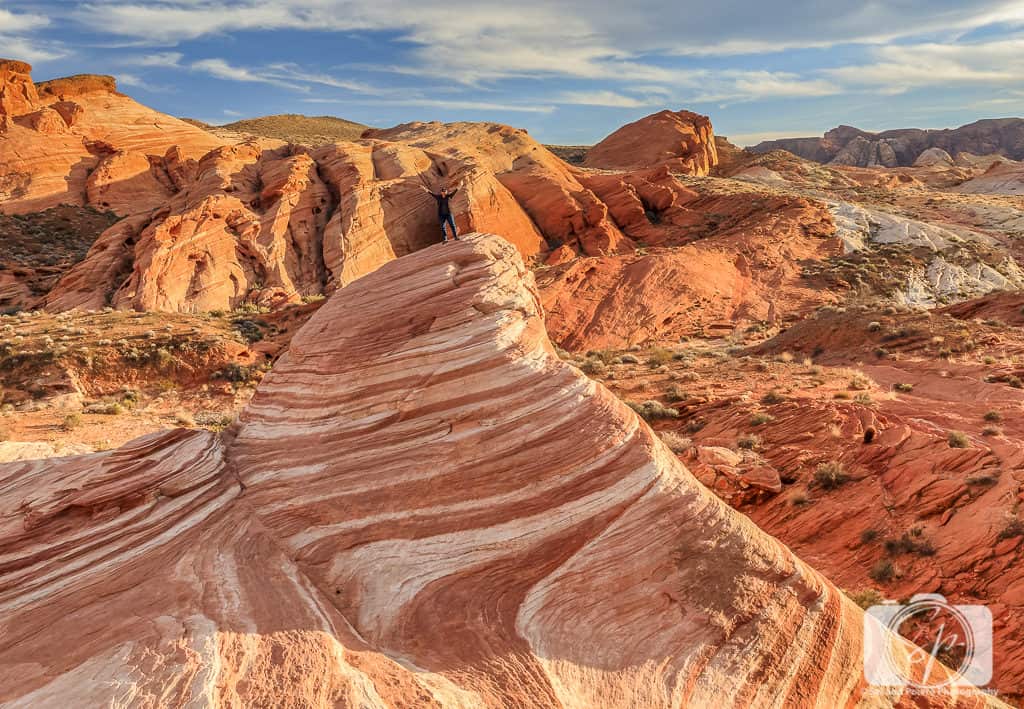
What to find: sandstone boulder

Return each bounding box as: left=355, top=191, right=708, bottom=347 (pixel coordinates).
left=583, top=109, right=719, bottom=174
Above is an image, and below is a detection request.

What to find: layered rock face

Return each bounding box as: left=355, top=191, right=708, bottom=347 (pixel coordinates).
left=0, top=234, right=992, bottom=707
left=536, top=192, right=839, bottom=350
left=751, top=119, right=1024, bottom=167
left=43, top=119, right=733, bottom=313
left=0, top=60, right=226, bottom=214
left=583, top=109, right=719, bottom=174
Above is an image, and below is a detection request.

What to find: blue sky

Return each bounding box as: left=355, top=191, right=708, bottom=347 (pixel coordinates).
left=3, top=1, right=1024, bottom=145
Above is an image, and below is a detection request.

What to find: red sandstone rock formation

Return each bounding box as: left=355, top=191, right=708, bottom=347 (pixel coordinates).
left=583, top=109, right=719, bottom=175
left=536, top=193, right=838, bottom=350
left=0, top=59, right=38, bottom=117
left=0, top=60, right=225, bottom=214
left=0, top=235, right=995, bottom=707
left=45, top=120, right=709, bottom=312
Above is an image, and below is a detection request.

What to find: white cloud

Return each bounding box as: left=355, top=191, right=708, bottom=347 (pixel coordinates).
left=191, top=58, right=308, bottom=91
left=554, top=90, right=655, bottom=108
left=0, top=35, right=66, bottom=63
left=826, top=37, right=1024, bottom=93
left=0, top=9, right=49, bottom=33
left=302, top=97, right=554, bottom=113
left=134, top=52, right=184, bottom=67
left=70, top=1, right=1024, bottom=60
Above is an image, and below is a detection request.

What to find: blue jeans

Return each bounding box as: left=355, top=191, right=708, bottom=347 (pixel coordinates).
left=440, top=214, right=457, bottom=240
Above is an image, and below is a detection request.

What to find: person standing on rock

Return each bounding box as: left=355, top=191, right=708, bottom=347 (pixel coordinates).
left=425, top=182, right=461, bottom=243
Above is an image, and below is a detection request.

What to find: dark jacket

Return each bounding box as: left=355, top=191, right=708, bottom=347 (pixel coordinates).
left=431, top=188, right=458, bottom=218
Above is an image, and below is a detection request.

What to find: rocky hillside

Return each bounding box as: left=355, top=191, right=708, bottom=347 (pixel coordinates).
left=0, top=234, right=993, bottom=707
left=752, top=119, right=1024, bottom=167
left=187, top=113, right=370, bottom=145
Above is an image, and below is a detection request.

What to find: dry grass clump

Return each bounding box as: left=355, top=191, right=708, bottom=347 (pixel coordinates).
left=814, top=461, right=848, bottom=490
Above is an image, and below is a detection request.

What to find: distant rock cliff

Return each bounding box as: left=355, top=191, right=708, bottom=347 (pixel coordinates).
left=751, top=118, right=1024, bottom=167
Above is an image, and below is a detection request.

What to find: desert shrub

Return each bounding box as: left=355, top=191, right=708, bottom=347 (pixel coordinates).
left=947, top=430, right=970, bottom=448
left=791, top=492, right=811, bottom=507
left=814, top=461, right=848, bottom=490
left=214, top=364, right=254, bottom=383
left=966, top=472, right=998, bottom=486
left=860, top=529, right=879, bottom=544
left=750, top=412, right=774, bottom=426
left=60, top=413, right=81, bottom=431
left=659, top=431, right=692, bottom=453
left=894, top=382, right=914, bottom=392
left=867, top=321, right=882, bottom=332
left=154, top=347, right=174, bottom=369
left=627, top=400, right=679, bottom=421
left=848, top=372, right=873, bottom=391
left=232, top=317, right=265, bottom=344
left=586, top=349, right=616, bottom=364
left=854, top=393, right=873, bottom=406
left=579, top=358, right=607, bottom=376
left=1010, top=376, right=1023, bottom=389
left=982, top=427, right=1002, bottom=438
left=998, top=517, right=1024, bottom=540
left=209, top=309, right=226, bottom=317
left=760, top=390, right=785, bottom=405
left=847, top=588, right=885, bottom=610
left=885, top=531, right=935, bottom=556
left=776, top=351, right=794, bottom=363
left=646, top=347, right=673, bottom=367
left=984, top=410, right=1002, bottom=423
left=665, top=385, right=688, bottom=403
left=737, top=434, right=761, bottom=450
left=197, top=412, right=236, bottom=431
left=869, top=559, right=897, bottom=583
left=619, top=353, right=639, bottom=364
left=174, top=411, right=196, bottom=427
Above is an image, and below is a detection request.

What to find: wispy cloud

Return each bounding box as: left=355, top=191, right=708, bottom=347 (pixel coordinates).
left=825, top=36, right=1024, bottom=94
left=0, top=35, right=66, bottom=63
left=554, top=90, right=656, bottom=108
left=190, top=58, right=308, bottom=91
left=302, top=97, right=555, bottom=113
left=0, top=8, right=49, bottom=33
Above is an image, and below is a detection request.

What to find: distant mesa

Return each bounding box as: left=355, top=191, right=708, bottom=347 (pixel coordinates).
left=751, top=118, right=1024, bottom=167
